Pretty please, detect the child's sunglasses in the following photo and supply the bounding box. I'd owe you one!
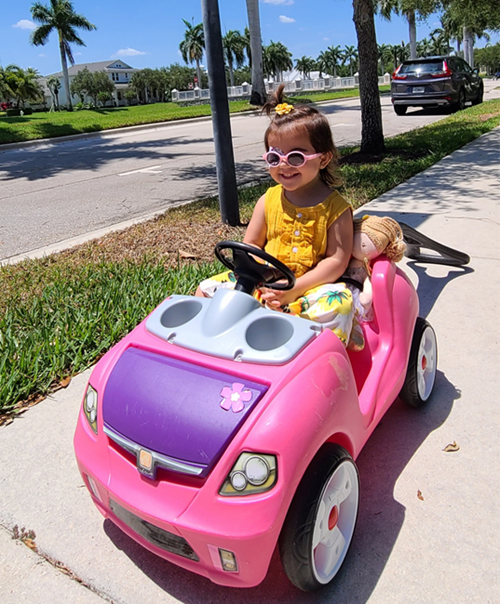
[262,149,322,168]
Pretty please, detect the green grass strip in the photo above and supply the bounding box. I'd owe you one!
[1,99,499,411]
[0,87,388,145]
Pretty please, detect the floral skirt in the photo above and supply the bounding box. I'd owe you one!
[199,270,364,350]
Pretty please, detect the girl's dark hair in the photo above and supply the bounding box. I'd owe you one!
[262,83,342,188]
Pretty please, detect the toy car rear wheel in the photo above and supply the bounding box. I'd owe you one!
[394,105,407,116]
[400,317,437,408]
[279,445,359,592]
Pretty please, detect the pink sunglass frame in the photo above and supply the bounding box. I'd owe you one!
[262,149,322,167]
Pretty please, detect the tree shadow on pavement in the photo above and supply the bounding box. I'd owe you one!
[0,135,216,182]
[102,372,459,604]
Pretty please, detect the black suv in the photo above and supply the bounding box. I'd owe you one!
[391,56,484,115]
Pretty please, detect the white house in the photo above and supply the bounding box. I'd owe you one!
[44,60,139,107]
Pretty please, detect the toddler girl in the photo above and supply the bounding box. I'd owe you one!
[197,85,357,347]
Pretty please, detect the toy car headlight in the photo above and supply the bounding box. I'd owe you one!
[83,384,98,434]
[219,452,277,496]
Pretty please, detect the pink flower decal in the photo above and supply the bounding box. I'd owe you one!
[220,383,252,413]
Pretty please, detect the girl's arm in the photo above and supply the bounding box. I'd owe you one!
[260,209,353,308]
[243,194,267,248]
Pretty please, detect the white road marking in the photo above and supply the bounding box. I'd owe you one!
[118,165,163,176]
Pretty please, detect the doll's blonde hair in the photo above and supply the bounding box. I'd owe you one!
[354,215,407,262]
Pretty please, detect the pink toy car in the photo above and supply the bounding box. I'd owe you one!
[74,234,467,591]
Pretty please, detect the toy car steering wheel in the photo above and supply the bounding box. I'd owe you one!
[214,241,296,295]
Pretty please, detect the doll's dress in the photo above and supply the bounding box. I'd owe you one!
[345,264,374,323]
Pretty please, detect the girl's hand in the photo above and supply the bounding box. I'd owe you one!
[259,285,297,309]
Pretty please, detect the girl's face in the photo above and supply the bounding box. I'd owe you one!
[266,130,330,192]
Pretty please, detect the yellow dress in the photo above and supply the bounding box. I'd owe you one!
[199,185,363,349]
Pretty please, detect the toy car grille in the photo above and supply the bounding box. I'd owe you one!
[110,499,199,561]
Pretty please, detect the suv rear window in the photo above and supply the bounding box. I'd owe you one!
[399,60,445,75]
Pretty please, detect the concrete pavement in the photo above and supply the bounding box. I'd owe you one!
[1,126,499,603]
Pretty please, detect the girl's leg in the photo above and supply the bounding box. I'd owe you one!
[287,283,357,347]
[197,270,237,298]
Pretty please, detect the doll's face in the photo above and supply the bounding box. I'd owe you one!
[352,232,380,262]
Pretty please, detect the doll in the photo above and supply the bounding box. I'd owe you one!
[346,215,407,324]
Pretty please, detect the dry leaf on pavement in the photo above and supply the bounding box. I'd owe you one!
[443,441,460,452]
[417,490,424,501]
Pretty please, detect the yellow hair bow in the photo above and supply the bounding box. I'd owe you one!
[275,102,294,116]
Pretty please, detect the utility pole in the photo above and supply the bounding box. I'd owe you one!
[201,0,240,226]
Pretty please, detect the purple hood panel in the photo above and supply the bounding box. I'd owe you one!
[102,347,268,473]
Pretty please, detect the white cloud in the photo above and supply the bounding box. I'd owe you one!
[263,0,294,5]
[112,47,147,57]
[323,37,330,41]
[13,19,36,30]
[279,15,296,23]
[38,53,46,58]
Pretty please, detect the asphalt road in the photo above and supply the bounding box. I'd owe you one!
[0,91,490,262]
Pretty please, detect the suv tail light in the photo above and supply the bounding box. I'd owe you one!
[392,65,407,80]
[431,60,453,78]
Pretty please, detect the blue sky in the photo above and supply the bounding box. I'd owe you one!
[2,0,498,76]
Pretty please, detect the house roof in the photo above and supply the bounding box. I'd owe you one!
[47,60,136,77]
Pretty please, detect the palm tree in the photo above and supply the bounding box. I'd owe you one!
[377,43,392,75]
[130,70,148,103]
[266,40,293,82]
[0,66,14,102]
[317,45,343,77]
[179,19,205,88]
[416,37,432,57]
[389,42,410,71]
[295,56,315,79]
[3,65,43,108]
[342,45,358,76]
[429,28,451,56]
[376,0,435,60]
[30,0,96,111]
[222,30,245,87]
[353,0,385,154]
[47,74,61,109]
[245,0,266,105]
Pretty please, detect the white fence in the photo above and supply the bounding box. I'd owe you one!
[171,74,391,103]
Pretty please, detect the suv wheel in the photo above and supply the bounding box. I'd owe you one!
[454,88,466,112]
[394,105,407,116]
[472,83,484,105]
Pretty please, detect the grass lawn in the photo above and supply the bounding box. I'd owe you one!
[1,99,499,416]
[0,86,390,145]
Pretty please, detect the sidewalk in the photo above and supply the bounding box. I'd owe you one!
[1,128,499,604]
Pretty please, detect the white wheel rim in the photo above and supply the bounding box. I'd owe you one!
[311,460,359,584]
[417,326,437,401]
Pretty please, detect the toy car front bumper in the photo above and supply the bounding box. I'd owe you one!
[74,415,283,588]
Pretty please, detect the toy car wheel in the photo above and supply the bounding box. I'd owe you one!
[394,105,407,116]
[400,317,437,408]
[279,445,359,592]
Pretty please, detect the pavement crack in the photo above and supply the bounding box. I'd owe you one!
[4,522,118,603]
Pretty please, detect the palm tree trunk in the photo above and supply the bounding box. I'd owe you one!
[195,60,202,87]
[59,35,72,111]
[246,0,266,105]
[352,0,385,154]
[229,63,234,87]
[463,27,473,67]
[407,10,417,59]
